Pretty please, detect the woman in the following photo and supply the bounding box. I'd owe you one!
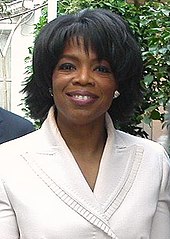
[0,8,169,239]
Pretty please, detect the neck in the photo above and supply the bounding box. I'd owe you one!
[56,115,107,157]
[56,114,107,191]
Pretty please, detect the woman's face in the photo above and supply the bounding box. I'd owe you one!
[52,40,117,126]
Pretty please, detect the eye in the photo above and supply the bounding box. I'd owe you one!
[58,63,76,71]
[94,65,111,74]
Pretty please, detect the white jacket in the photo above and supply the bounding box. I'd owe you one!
[0,107,169,239]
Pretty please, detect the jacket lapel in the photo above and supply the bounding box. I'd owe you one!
[22,150,118,239]
[94,144,144,220]
[94,115,144,219]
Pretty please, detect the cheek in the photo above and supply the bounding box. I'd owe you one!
[102,81,117,97]
[52,72,63,93]
[51,76,61,104]
[52,70,71,91]
[51,73,68,109]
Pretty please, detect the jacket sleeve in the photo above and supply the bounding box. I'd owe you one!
[150,151,170,239]
[0,179,19,239]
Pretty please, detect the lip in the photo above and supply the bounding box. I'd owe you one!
[66,90,99,106]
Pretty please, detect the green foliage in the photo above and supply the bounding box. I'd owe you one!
[140,3,170,126]
[34,7,48,36]
[23,0,170,137]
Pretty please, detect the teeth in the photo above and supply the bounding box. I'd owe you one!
[73,95,91,100]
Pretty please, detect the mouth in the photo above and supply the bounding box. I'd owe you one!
[66,90,98,106]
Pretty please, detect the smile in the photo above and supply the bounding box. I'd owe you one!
[66,91,98,106]
[73,95,92,100]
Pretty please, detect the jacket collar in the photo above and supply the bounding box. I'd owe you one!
[31,106,127,154]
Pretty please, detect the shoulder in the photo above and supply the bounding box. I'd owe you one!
[115,129,169,161]
[0,130,40,179]
[0,108,35,143]
[0,124,54,177]
[115,130,170,185]
[0,108,57,156]
[0,108,33,128]
[0,129,40,154]
[115,129,168,154]
[0,108,35,142]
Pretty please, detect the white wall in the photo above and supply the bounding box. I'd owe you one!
[10,16,34,117]
[0,0,44,118]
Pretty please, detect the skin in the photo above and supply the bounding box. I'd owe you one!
[52,39,117,190]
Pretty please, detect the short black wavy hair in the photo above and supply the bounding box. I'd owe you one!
[23,8,143,123]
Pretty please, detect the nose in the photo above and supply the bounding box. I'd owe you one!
[72,67,95,86]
